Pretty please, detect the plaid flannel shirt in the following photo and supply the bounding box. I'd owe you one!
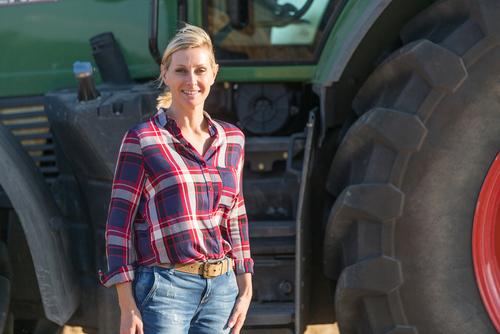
[99,109,253,287]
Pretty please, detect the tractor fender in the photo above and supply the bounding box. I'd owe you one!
[313,0,392,141]
[315,0,392,86]
[0,123,80,325]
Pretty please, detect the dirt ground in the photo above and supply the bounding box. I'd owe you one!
[62,323,340,333]
[305,323,340,334]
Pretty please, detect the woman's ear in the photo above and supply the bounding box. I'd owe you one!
[211,64,219,85]
[161,64,168,86]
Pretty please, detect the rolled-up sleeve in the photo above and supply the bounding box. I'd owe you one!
[226,137,254,275]
[99,129,145,287]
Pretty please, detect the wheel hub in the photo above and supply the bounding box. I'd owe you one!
[473,153,500,332]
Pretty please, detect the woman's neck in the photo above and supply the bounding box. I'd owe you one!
[167,103,207,134]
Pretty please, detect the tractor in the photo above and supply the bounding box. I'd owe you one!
[0,0,499,333]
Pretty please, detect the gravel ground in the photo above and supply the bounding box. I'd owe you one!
[305,323,340,334]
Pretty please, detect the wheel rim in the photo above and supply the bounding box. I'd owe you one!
[473,153,500,332]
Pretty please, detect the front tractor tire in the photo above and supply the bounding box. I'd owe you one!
[324,0,500,333]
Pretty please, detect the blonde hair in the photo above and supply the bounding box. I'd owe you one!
[156,23,217,109]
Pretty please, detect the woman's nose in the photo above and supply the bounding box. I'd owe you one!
[186,71,197,85]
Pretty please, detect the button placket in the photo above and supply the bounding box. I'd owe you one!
[199,160,214,212]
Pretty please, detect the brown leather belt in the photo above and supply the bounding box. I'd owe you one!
[157,258,233,278]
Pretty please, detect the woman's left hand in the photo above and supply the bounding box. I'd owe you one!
[228,273,252,333]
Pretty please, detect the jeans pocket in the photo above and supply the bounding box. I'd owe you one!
[228,271,239,295]
[134,270,159,311]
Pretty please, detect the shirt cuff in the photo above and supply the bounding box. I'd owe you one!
[98,265,135,287]
[234,258,254,275]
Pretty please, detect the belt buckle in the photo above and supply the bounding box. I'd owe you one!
[202,260,223,278]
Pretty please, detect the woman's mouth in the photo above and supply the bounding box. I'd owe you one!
[182,89,200,96]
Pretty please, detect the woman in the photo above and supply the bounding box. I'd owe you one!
[99,24,253,334]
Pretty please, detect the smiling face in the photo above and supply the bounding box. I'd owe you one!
[162,46,218,113]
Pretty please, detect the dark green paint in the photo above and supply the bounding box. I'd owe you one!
[0,0,388,96]
[186,0,203,26]
[0,0,177,97]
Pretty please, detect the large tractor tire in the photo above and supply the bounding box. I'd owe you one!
[0,213,62,334]
[0,241,11,333]
[324,0,500,333]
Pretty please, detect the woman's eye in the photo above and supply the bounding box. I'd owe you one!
[175,68,186,73]
[196,68,207,74]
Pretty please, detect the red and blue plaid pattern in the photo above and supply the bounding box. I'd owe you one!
[99,109,253,287]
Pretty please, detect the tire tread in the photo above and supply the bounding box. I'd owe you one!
[325,0,499,332]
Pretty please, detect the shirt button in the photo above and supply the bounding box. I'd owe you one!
[201,161,206,167]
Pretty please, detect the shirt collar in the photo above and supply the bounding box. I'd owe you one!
[155,108,218,138]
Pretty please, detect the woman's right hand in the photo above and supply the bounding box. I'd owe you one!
[116,282,144,334]
[120,305,143,334]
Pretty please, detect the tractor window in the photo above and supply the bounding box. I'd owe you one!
[204,0,340,63]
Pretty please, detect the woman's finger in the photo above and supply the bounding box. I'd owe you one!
[228,301,242,328]
[228,311,240,328]
[137,322,144,334]
[232,315,245,334]
[120,325,135,334]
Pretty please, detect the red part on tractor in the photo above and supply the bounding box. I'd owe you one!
[473,153,500,332]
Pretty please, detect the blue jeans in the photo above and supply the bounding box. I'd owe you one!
[133,264,239,333]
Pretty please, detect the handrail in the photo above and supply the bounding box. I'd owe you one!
[149,0,161,65]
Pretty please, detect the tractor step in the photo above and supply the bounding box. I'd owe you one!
[246,302,294,326]
[249,220,295,238]
[244,177,298,221]
[245,136,304,172]
[252,257,294,302]
[251,237,295,255]
[249,220,296,255]
[241,133,306,333]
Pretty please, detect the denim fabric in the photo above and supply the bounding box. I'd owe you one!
[133,264,239,333]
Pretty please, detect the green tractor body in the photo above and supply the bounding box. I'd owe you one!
[0,1,499,333]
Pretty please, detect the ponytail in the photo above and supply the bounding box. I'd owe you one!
[156,90,172,109]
